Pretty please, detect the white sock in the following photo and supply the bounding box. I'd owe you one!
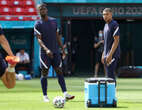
[7,64,15,73]
[64,91,68,96]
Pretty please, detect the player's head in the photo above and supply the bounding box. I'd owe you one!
[103,8,112,23]
[37,3,48,18]
[20,49,25,55]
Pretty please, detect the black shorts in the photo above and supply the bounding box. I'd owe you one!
[0,54,7,77]
[72,54,77,63]
[95,52,102,63]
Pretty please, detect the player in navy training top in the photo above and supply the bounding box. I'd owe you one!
[101,8,120,81]
[0,26,17,89]
[34,4,75,102]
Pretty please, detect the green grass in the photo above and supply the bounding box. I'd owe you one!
[0,77,142,110]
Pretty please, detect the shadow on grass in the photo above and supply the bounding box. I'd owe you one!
[116,106,128,108]
[68,101,129,109]
[118,89,142,91]
[122,101,142,104]
[67,100,84,102]
[82,106,128,109]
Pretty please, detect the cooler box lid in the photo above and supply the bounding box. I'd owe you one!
[85,77,115,83]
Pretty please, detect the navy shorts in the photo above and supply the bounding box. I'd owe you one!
[105,57,118,80]
[0,54,7,77]
[40,52,62,69]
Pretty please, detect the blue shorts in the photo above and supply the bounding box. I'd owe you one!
[0,54,7,77]
[40,52,62,69]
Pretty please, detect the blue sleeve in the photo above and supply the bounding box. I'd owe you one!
[0,27,4,35]
[113,22,120,37]
[34,21,41,36]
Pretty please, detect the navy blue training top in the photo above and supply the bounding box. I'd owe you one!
[103,20,120,58]
[34,17,59,54]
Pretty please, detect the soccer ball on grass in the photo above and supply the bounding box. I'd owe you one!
[53,96,65,108]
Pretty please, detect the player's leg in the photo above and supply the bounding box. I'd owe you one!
[53,53,75,100]
[54,67,75,100]
[0,57,16,89]
[94,63,99,77]
[71,54,77,75]
[94,52,101,77]
[40,53,51,102]
[54,66,67,92]
[105,57,118,82]
[1,68,16,89]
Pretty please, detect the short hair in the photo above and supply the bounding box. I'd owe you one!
[103,8,112,13]
[37,3,47,10]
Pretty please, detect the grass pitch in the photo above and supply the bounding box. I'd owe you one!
[0,77,142,110]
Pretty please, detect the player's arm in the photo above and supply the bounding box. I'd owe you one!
[56,31,66,58]
[36,34,48,51]
[34,25,53,58]
[56,31,64,50]
[94,36,104,48]
[94,40,104,48]
[101,51,105,64]
[0,34,14,56]
[109,36,119,57]
[108,23,120,58]
[36,34,53,58]
[34,24,50,52]
[106,23,120,64]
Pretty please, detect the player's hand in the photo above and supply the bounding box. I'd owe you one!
[46,49,53,59]
[5,56,20,67]
[106,55,112,65]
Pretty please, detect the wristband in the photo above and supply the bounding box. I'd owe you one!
[46,50,50,54]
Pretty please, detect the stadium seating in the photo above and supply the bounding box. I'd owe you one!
[23,0,35,7]
[24,7,37,15]
[0,0,39,21]
[0,0,11,6]
[0,7,12,15]
[12,0,23,7]
[13,7,25,15]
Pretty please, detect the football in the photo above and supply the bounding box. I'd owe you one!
[53,96,65,108]
[18,73,24,80]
